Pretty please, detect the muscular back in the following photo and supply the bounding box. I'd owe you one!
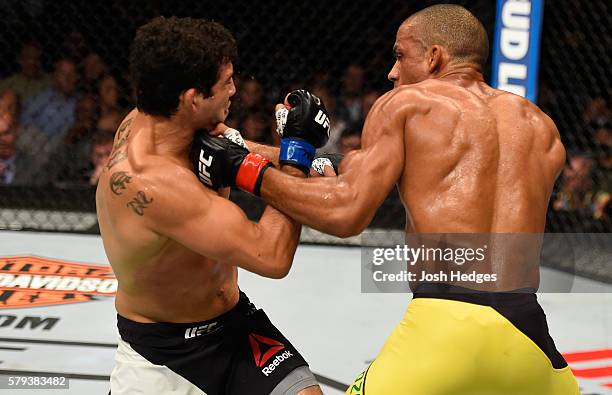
[397,79,565,234]
[373,80,567,291]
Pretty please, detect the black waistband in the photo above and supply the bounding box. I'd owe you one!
[412,283,538,308]
[117,291,256,347]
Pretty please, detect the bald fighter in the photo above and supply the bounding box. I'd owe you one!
[96,17,328,395]
[204,4,580,395]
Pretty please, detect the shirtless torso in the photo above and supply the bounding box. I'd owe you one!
[104,18,326,395]
[96,110,239,323]
[396,78,564,235]
[258,6,577,394]
[262,75,565,291]
[95,59,306,324]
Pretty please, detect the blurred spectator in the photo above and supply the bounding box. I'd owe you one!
[595,123,612,147]
[230,77,265,122]
[553,154,610,221]
[97,74,124,132]
[61,31,88,64]
[311,72,335,115]
[337,123,362,155]
[53,129,114,187]
[583,97,611,126]
[0,115,20,185]
[0,100,45,186]
[78,52,108,95]
[20,58,79,139]
[593,122,612,190]
[312,72,347,153]
[0,88,50,165]
[88,130,115,185]
[241,110,271,144]
[0,42,52,102]
[335,64,364,125]
[64,94,98,145]
[239,78,264,110]
[48,94,99,183]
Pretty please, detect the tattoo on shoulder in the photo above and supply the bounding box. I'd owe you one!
[117,118,133,139]
[113,130,131,150]
[109,171,132,195]
[114,118,133,150]
[106,117,135,167]
[107,150,128,169]
[127,191,154,216]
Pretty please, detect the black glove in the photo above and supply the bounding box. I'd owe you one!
[276,89,331,173]
[190,130,273,196]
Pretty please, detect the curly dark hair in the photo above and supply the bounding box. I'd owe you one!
[129,17,237,117]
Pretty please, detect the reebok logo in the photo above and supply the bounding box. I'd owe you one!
[248,333,293,376]
[261,351,294,377]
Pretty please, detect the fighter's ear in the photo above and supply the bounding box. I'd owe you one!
[180,88,199,112]
[427,45,444,74]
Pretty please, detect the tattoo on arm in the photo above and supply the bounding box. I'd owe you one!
[109,171,132,195]
[127,191,154,216]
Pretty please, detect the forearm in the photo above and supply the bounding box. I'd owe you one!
[246,140,280,167]
[255,166,304,277]
[255,205,300,277]
[260,168,359,237]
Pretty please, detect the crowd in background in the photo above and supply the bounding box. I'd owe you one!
[0,41,374,190]
[0,37,610,228]
[0,41,123,188]
[549,97,612,230]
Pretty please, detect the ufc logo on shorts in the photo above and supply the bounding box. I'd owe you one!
[184,322,220,339]
[314,110,330,133]
[198,150,213,186]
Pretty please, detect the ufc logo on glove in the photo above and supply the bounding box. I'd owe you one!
[198,151,213,186]
[314,110,330,130]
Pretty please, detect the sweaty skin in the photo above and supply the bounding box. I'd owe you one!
[260,26,565,291]
[96,63,303,324]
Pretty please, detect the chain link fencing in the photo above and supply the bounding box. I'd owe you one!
[0,1,610,281]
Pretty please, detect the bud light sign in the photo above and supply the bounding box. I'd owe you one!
[491,0,544,103]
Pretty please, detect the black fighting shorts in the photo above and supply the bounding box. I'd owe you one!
[110,292,317,395]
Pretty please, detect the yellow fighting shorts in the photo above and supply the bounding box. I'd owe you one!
[346,284,579,395]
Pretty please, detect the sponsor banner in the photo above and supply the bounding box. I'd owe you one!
[491,0,544,102]
[0,256,116,308]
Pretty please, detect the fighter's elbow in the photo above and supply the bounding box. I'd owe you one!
[263,247,294,279]
[316,187,368,237]
[323,206,369,238]
[334,219,368,238]
[265,259,291,279]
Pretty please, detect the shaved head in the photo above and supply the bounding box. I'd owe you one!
[401,4,489,67]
